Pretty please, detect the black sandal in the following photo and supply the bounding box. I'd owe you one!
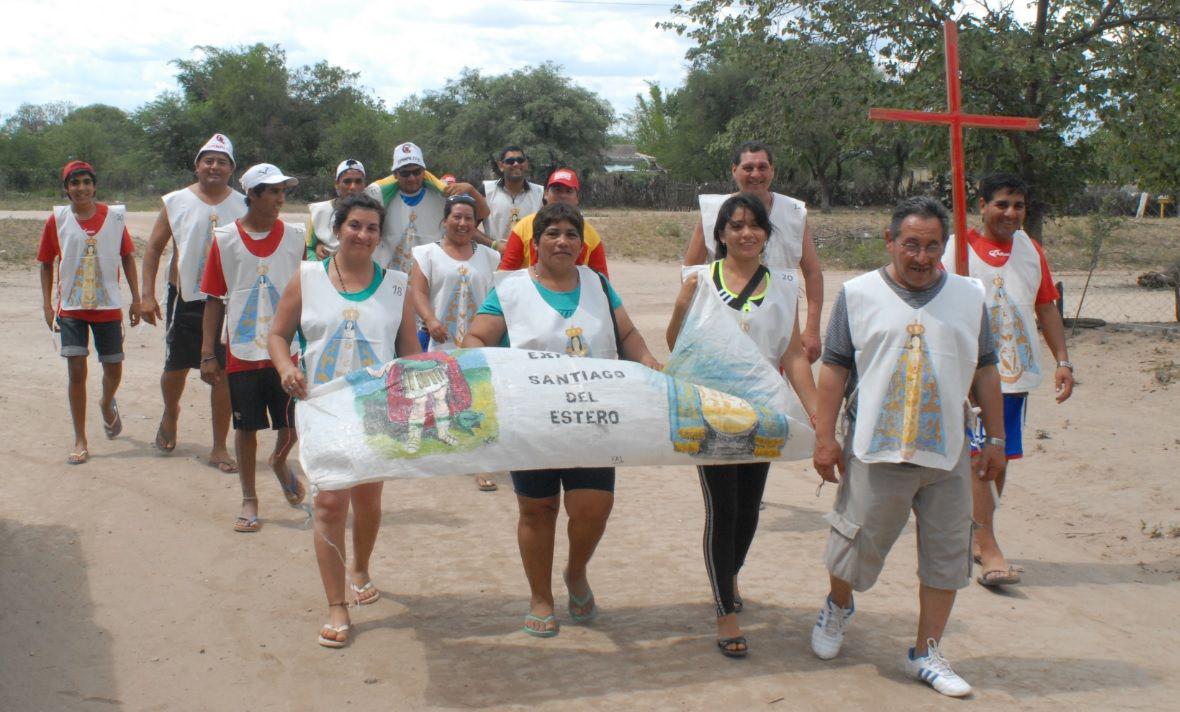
[717,636,748,658]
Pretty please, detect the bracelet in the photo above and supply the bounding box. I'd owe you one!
[1056,360,1074,371]
[985,436,1005,447]
[200,355,218,363]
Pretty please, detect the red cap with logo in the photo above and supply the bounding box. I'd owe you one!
[61,160,96,184]
[547,168,579,191]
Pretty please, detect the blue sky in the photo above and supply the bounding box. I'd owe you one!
[0,0,694,126]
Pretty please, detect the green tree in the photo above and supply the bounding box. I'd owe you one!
[666,0,1180,236]
[395,64,613,179]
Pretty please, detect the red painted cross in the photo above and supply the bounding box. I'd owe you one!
[869,20,1040,275]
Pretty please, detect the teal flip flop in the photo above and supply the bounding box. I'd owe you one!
[568,588,597,624]
[523,614,559,638]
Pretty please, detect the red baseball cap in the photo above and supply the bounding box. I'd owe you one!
[441,173,457,185]
[61,160,96,184]
[547,168,579,191]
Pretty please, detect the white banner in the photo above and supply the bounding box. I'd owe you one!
[296,286,814,490]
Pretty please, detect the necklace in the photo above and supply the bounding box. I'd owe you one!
[332,255,354,293]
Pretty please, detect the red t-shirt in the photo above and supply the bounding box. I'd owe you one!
[37,203,135,322]
[963,228,1059,304]
[200,221,293,373]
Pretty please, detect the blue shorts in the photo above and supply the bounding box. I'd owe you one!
[417,329,430,352]
[969,393,1027,460]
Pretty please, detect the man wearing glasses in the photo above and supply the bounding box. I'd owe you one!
[809,196,1006,698]
[306,158,367,260]
[482,146,544,251]
[366,142,488,273]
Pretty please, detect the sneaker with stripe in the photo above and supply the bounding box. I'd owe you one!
[810,595,854,660]
[904,638,972,698]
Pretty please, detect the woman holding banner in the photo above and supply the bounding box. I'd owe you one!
[409,193,502,491]
[666,193,818,657]
[268,193,420,649]
[464,201,660,638]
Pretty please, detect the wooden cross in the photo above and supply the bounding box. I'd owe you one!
[869,20,1040,275]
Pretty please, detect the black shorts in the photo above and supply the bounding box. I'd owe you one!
[227,367,293,431]
[164,283,225,372]
[57,316,124,362]
[511,467,615,499]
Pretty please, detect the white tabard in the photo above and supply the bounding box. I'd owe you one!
[55,205,125,312]
[682,262,799,367]
[698,192,806,269]
[162,187,247,301]
[213,221,305,362]
[299,261,407,385]
[495,266,618,359]
[307,200,337,253]
[846,270,984,471]
[372,190,445,274]
[482,180,544,243]
[943,230,1044,392]
[412,242,499,351]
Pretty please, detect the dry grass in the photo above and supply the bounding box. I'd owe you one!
[0,219,45,265]
[588,207,1180,273]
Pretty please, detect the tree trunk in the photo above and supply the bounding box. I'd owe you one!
[816,171,833,213]
[1024,202,1046,242]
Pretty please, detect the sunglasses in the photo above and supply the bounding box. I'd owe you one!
[502,157,527,165]
[396,167,423,178]
[447,193,477,205]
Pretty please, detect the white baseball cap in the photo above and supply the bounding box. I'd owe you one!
[240,163,299,191]
[335,158,366,180]
[195,133,235,165]
[391,142,425,171]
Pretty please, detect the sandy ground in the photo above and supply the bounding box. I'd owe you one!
[2,213,1179,710]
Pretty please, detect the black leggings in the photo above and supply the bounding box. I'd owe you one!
[698,462,770,617]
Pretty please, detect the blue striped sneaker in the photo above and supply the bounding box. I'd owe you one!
[905,639,972,697]
[810,595,854,660]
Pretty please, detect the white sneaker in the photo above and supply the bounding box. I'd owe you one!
[905,638,972,697]
[810,595,854,660]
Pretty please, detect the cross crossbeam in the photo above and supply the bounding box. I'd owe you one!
[869,20,1040,274]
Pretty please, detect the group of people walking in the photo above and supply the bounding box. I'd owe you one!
[37,135,1073,698]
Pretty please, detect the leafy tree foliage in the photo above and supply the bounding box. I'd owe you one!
[664,0,1180,232]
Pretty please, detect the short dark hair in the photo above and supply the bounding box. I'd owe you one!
[63,168,96,188]
[889,196,950,242]
[532,202,584,244]
[731,141,774,167]
[713,193,774,259]
[244,184,268,208]
[499,145,526,162]
[332,192,386,234]
[978,172,1028,203]
[443,193,477,219]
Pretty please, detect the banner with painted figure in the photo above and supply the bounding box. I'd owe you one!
[296,282,815,491]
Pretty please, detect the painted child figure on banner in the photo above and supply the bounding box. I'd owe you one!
[38,160,141,465]
[942,173,1074,588]
[137,133,245,470]
[465,201,661,638]
[666,193,818,658]
[684,141,825,362]
[200,163,307,533]
[364,142,488,274]
[269,192,421,649]
[809,197,1007,698]
[409,192,502,490]
[306,159,366,260]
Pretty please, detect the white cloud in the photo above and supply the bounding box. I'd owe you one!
[0,0,692,122]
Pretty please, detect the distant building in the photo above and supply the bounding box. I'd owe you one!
[603,144,664,174]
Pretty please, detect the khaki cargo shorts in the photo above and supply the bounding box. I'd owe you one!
[823,441,973,592]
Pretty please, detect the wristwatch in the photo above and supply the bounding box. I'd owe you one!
[985,436,1005,447]
[1056,360,1074,371]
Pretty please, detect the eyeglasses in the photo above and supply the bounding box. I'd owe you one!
[896,241,945,257]
[396,167,423,178]
[502,156,526,165]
